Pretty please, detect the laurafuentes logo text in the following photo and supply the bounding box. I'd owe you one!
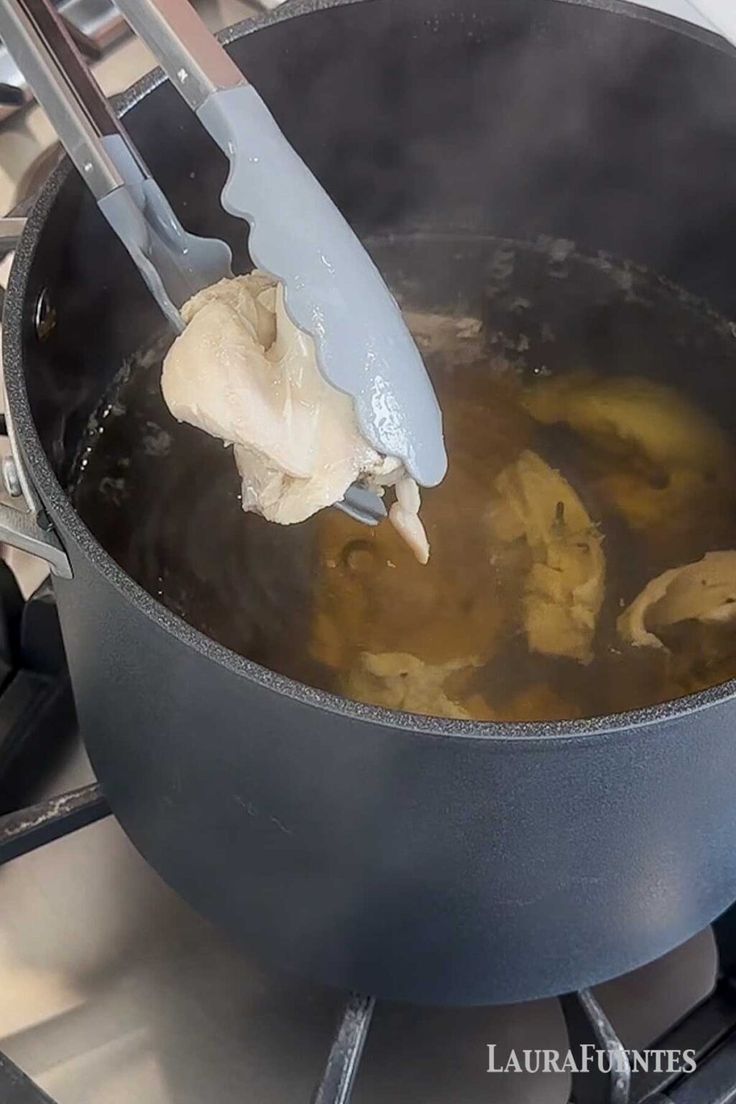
[487,1045,697,1075]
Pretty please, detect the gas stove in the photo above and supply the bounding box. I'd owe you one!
[0,580,734,1104]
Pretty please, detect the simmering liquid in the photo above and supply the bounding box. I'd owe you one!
[71,235,736,720]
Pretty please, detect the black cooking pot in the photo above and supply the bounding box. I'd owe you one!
[4,0,736,1007]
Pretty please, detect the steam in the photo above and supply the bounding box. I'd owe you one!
[262,0,736,320]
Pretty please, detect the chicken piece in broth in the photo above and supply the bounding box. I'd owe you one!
[524,373,736,560]
[524,373,734,475]
[619,551,736,650]
[345,652,484,719]
[161,273,429,558]
[491,450,605,664]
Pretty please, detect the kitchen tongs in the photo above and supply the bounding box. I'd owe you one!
[0,0,447,512]
[110,0,447,493]
[0,0,232,333]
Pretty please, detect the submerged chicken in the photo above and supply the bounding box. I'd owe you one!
[346,651,582,721]
[162,273,430,562]
[491,450,606,664]
[523,373,734,475]
[524,373,736,557]
[345,652,484,720]
[619,551,736,650]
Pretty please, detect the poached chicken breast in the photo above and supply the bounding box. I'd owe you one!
[162,272,429,562]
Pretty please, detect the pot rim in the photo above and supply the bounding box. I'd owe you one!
[4,0,735,747]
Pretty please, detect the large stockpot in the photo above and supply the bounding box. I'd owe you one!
[4,0,736,1007]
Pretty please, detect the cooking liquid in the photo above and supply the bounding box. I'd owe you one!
[71,235,736,721]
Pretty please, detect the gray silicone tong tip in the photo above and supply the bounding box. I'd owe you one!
[98,135,232,332]
[338,486,387,526]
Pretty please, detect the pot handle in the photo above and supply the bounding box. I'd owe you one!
[0,216,73,579]
[0,501,72,579]
[0,217,26,252]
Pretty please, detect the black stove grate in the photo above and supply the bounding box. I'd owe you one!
[0,781,109,863]
[0,1051,55,1103]
[312,994,375,1104]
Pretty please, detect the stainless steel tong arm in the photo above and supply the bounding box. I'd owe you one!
[0,0,124,200]
[114,0,246,111]
[113,0,449,489]
[0,0,233,329]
